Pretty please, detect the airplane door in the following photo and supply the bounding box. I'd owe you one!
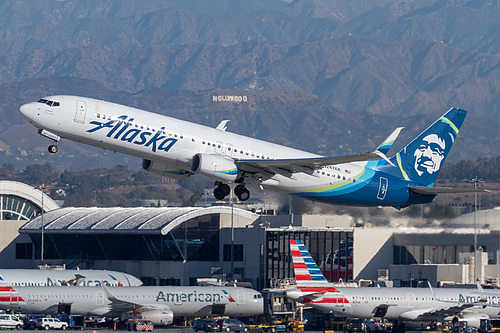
[335,293,345,307]
[237,290,245,305]
[377,177,388,200]
[75,100,87,124]
[226,144,233,157]
[9,290,19,305]
[407,293,415,308]
[96,291,104,305]
[215,141,224,155]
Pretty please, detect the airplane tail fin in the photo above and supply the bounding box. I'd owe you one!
[386,108,467,187]
[289,240,337,292]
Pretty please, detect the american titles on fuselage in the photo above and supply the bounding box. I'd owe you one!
[155,290,229,303]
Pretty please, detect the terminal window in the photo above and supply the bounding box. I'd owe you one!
[16,243,33,259]
[223,244,243,261]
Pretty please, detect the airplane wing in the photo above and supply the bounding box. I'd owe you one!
[399,303,480,321]
[101,285,169,312]
[410,186,490,195]
[236,151,382,180]
[235,127,404,180]
[61,274,86,286]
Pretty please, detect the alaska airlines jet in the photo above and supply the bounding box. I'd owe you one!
[20,96,478,208]
[287,240,499,328]
[0,269,142,287]
[0,284,263,325]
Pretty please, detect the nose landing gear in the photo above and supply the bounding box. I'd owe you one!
[48,142,58,154]
[38,129,61,154]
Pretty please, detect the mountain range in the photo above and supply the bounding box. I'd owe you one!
[1,0,500,171]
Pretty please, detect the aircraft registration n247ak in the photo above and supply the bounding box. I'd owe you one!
[287,240,500,328]
[0,285,263,325]
[20,96,481,208]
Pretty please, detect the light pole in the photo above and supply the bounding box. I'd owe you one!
[466,177,484,282]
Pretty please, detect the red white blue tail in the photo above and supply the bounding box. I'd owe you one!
[288,240,351,311]
[290,240,337,292]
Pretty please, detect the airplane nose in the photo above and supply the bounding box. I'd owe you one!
[19,102,35,120]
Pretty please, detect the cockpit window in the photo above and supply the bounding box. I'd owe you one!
[37,99,60,107]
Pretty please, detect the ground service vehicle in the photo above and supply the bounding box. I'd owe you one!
[345,318,367,333]
[217,319,250,332]
[37,317,68,330]
[194,319,220,332]
[480,319,500,333]
[0,314,23,329]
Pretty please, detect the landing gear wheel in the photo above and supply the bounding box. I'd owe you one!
[214,188,226,200]
[219,184,231,196]
[48,144,58,154]
[235,185,250,201]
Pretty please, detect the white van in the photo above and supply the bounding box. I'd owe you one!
[0,314,23,329]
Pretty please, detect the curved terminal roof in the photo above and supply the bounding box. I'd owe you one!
[20,206,257,235]
[0,181,59,212]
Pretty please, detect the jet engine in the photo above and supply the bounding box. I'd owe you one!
[190,153,238,182]
[140,308,174,325]
[142,159,189,180]
[448,312,489,329]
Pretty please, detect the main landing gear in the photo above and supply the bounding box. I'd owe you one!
[213,182,250,201]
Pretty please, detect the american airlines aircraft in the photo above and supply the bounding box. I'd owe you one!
[0,285,263,325]
[0,269,142,287]
[20,96,479,208]
[286,240,500,328]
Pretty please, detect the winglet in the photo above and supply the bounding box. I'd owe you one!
[216,120,230,131]
[102,284,117,302]
[377,127,404,155]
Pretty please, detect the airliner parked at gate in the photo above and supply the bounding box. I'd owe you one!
[20,96,480,208]
[0,269,142,287]
[287,240,500,328]
[0,285,263,325]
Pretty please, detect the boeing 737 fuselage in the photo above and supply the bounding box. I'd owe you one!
[20,96,478,208]
[0,285,263,325]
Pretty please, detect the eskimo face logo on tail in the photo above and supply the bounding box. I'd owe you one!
[398,114,460,186]
[87,115,177,153]
[414,134,445,176]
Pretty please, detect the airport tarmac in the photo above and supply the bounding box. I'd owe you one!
[65,328,324,333]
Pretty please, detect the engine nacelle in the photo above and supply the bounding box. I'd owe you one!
[190,153,238,182]
[447,312,490,329]
[142,159,189,180]
[140,308,174,325]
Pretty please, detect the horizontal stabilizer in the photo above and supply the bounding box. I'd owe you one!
[410,186,489,195]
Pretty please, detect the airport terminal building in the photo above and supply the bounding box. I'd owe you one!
[2,181,500,290]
